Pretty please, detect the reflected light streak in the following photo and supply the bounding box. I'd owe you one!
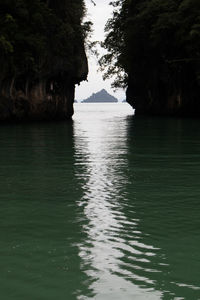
[73,104,162,299]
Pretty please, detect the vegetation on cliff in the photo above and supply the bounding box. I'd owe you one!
[0,0,89,120]
[100,0,200,115]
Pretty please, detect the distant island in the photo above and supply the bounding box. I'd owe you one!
[81,89,118,103]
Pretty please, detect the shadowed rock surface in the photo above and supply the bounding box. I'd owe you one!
[101,0,200,116]
[0,0,88,121]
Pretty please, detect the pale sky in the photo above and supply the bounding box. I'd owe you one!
[75,0,126,101]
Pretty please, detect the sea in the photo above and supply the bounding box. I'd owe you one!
[0,103,200,299]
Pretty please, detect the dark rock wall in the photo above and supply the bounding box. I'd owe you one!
[126,67,200,117]
[0,1,88,121]
[0,54,88,121]
[102,0,200,117]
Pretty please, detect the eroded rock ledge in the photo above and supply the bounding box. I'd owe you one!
[126,72,200,117]
[0,57,88,121]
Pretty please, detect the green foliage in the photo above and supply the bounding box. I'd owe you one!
[100,0,200,91]
[0,0,89,80]
[0,34,13,53]
[99,0,127,88]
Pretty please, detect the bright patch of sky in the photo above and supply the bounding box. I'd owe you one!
[75,0,126,101]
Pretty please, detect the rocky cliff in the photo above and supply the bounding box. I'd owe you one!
[0,0,88,121]
[126,66,200,117]
[0,51,88,121]
[101,0,200,117]
[124,0,200,117]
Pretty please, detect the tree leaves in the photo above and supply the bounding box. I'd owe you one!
[100,0,200,91]
[0,0,89,79]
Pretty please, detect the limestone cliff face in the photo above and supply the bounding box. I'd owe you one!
[0,51,88,121]
[0,0,88,121]
[126,70,200,117]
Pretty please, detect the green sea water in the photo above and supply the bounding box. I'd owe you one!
[0,103,200,299]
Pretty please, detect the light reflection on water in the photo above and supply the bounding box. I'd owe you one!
[0,103,200,299]
[73,104,163,299]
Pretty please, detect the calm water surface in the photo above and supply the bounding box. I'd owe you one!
[0,103,200,299]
